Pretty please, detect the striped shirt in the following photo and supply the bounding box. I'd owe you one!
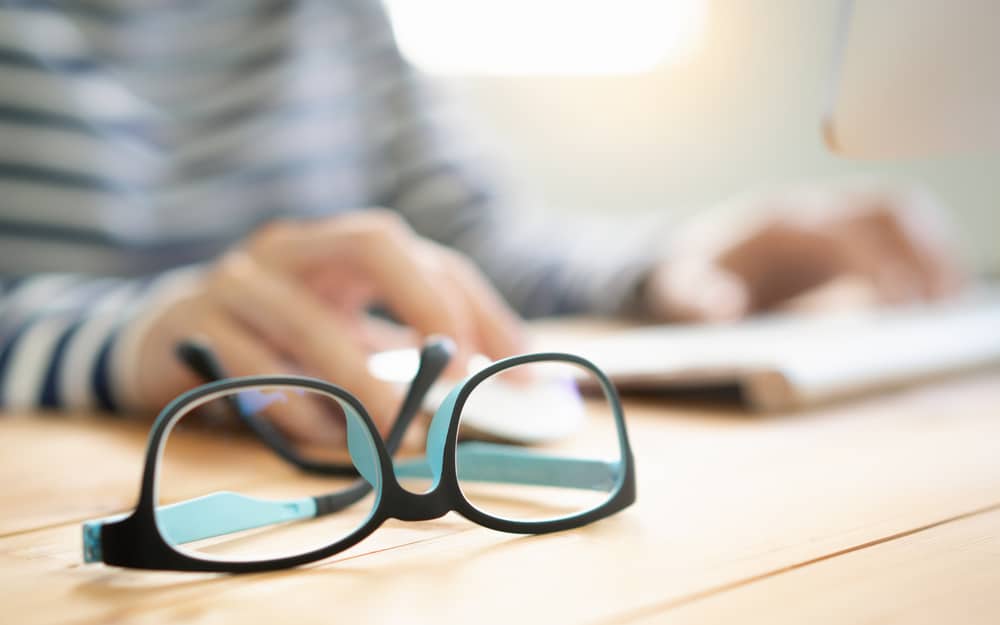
[0,0,657,413]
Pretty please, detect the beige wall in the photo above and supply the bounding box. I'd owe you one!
[433,0,999,272]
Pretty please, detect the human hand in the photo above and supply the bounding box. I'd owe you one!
[128,211,525,438]
[644,186,965,322]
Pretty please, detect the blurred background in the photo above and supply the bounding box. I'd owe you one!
[386,0,999,274]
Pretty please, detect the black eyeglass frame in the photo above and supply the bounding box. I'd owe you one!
[88,342,636,573]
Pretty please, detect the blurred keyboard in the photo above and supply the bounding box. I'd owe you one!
[574,287,1000,411]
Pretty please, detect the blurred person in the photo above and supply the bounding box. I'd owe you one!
[0,1,962,437]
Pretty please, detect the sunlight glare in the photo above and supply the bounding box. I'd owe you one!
[385,0,707,75]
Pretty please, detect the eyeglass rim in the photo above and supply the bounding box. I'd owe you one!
[85,352,636,573]
[436,352,635,531]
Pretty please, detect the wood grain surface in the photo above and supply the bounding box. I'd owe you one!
[1,332,998,625]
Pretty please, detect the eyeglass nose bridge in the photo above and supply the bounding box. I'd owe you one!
[378,380,463,522]
[382,483,453,522]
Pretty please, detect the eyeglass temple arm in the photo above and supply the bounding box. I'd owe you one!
[82,444,622,555]
[383,337,453,456]
[176,341,351,476]
[175,338,452,474]
[395,442,621,491]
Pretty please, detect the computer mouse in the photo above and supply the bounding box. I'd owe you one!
[368,348,586,444]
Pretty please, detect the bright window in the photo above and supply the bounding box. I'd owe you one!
[384,0,707,75]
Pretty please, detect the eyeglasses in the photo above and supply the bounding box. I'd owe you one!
[81,338,636,573]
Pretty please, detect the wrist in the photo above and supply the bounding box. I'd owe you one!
[115,267,205,412]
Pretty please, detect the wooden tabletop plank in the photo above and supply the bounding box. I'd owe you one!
[0,415,152,536]
[0,414,318,537]
[2,372,998,625]
[628,506,1000,625]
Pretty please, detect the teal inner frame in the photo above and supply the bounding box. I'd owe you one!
[83,442,621,558]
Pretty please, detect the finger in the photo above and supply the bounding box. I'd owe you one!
[829,225,923,305]
[739,219,920,307]
[715,222,843,311]
[856,203,965,299]
[645,258,750,323]
[356,316,420,352]
[199,310,347,445]
[250,215,477,355]
[209,253,402,432]
[776,275,882,314]
[301,264,376,315]
[434,246,527,360]
[432,252,531,383]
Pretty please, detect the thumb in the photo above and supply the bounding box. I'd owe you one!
[645,259,751,323]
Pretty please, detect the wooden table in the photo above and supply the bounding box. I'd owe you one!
[2,328,999,625]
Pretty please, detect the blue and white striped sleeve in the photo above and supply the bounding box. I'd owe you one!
[0,269,197,413]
